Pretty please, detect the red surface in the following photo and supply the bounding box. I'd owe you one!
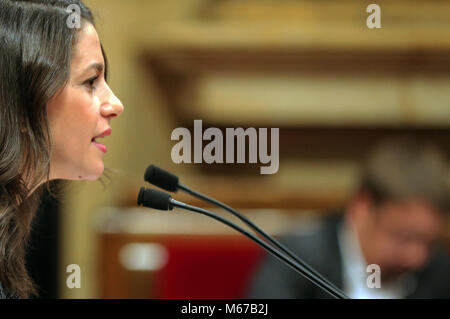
[155,236,264,299]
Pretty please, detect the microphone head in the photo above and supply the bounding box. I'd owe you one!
[144,165,179,192]
[137,187,173,211]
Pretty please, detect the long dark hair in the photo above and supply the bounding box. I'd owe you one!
[0,0,97,298]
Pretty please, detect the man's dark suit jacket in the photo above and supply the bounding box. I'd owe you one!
[247,213,450,299]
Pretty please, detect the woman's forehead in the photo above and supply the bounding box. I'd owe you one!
[71,23,104,74]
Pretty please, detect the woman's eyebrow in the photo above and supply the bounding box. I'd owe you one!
[82,62,104,74]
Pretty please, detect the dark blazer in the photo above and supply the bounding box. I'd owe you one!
[0,282,7,299]
[247,213,450,299]
[0,282,19,299]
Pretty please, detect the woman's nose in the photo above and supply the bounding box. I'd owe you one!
[101,89,124,118]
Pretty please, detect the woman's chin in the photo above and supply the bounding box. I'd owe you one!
[86,163,105,180]
[76,161,105,181]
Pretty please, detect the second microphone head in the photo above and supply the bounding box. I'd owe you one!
[144,164,179,192]
[137,187,173,211]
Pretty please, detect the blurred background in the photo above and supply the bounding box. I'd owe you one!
[28,0,450,298]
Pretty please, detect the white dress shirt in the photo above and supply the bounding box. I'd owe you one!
[337,220,417,299]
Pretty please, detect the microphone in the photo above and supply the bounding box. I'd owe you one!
[137,187,174,211]
[144,164,347,298]
[137,187,348,299]
[144,165,179,192]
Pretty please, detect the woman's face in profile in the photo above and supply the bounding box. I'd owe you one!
[46,23,123,181]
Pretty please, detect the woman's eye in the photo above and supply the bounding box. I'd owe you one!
[85,75,99,89]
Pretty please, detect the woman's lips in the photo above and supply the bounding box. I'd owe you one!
[92,140,107,153]
[91,128,111,153]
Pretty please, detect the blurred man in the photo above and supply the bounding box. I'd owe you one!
[248,138,450,298]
